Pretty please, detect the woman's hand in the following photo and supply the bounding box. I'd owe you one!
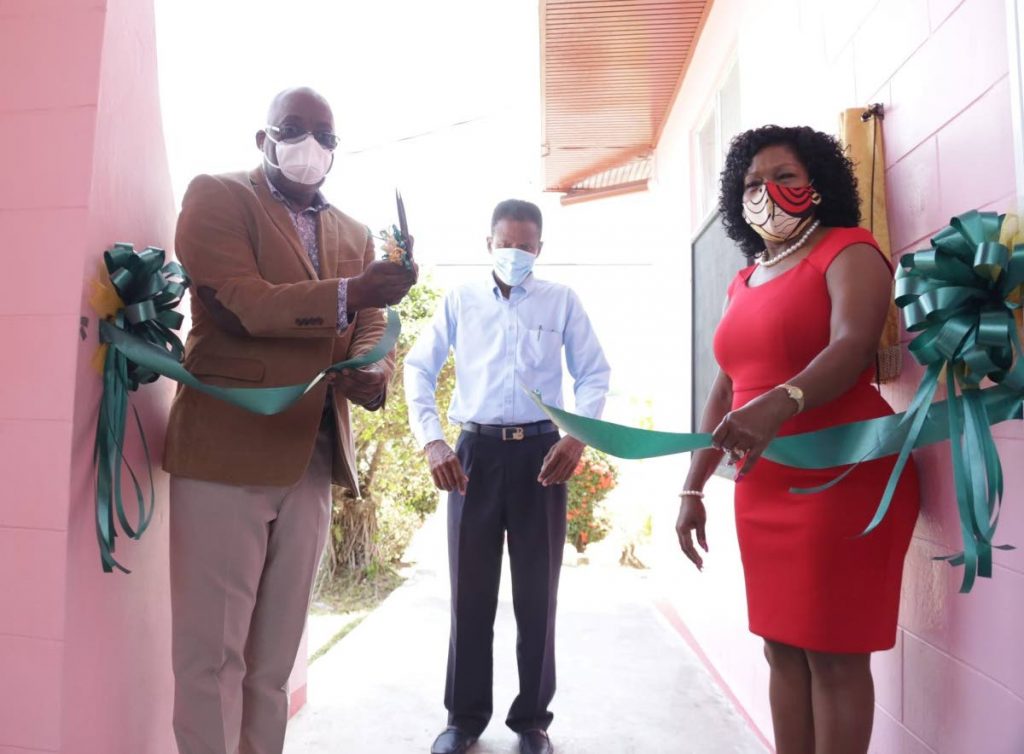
[711,388,798,476]
[676,495,708,570]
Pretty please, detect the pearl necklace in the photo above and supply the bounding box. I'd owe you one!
[759,219,821,267]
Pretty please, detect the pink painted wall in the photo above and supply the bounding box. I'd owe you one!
[873,1,1024,750]
[0,0,103,750]
[0,3,312,750]
[646,1,1024,752]
[61,0,178,750]
[0,0,176,750]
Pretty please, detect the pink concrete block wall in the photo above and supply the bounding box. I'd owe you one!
[876,1,1024,750]
[0,420,73,531]
[0,636,64,751]
[884,0,1009,162]
[0,209,89,317]
[0,2,311,750]
[0,0,177,750]
[60,0,178,749]
[0,0,101,749]
[661,0,1024,751]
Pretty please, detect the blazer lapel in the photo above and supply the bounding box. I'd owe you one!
[248,168,317,280]
[318,209,340,278]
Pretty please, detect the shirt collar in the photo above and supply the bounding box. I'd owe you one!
[489,270,536,300]
[263,169,330,213]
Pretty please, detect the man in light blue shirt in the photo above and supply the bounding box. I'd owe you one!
[405,199,610,754]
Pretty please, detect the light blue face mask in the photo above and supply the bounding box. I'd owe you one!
[492,247,537,286]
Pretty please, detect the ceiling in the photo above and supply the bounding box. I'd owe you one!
[540,0,715,199]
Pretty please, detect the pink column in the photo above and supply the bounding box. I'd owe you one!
[0,0,177,750]
[61,0,178,749]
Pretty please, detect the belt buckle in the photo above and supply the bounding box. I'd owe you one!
[502,426,525,441]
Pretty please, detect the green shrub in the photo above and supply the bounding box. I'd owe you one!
[319,281,457,588]
[566,447,618,553]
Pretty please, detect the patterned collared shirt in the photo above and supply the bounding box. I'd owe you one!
[265,172,349,332]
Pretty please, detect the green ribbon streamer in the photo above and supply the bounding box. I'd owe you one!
[529,384,1022,466]
[95,243,400,573]
[530,210,1022,593]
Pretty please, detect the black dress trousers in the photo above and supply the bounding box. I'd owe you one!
[444,428,567,735]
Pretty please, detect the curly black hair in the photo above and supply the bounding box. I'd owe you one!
[718,125,861,259]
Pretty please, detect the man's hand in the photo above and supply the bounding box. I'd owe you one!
[348,235,419,310]
[425,440,468,494]
[538,436,585,487]
[328,363,388,408]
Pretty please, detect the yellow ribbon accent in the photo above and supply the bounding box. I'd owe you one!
[88,260,125,375]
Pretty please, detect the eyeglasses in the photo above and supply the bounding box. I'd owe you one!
[265,124,340,151]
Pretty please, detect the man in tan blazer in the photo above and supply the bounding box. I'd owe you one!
[163,87,416,754]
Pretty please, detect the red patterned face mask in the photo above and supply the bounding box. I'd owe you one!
[742,181,821,243]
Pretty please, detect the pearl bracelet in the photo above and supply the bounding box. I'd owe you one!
[679,490,705,499]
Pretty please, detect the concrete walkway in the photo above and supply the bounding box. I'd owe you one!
[284,510,768,754]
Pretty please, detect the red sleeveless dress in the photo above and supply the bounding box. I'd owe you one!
[712,227,919,653]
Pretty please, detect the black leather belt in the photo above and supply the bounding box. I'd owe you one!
[461,421,559,441]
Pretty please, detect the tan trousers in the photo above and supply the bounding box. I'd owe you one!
[169,426,333,754]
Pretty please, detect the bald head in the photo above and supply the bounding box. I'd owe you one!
[266,87,333,126]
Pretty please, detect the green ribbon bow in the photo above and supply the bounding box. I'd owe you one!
[529,211,1023,593]
[95,244,189,573]
[879,210,1023,590]
[783,211,1021,590]
[95,244,400,573]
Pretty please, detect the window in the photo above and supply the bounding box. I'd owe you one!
[1008,0,1024,204]
[693,62,742,223]
[696,113,718,220]
[690,61,746,474]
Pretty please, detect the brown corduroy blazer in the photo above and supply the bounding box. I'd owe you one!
[162,168,392,493]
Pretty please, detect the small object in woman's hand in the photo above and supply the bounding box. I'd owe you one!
[726,446,746,466]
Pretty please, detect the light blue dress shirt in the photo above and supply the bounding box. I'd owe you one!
[404,272,611,448]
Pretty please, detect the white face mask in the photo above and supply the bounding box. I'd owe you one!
[492,247,537,287]
[264,133,334,185]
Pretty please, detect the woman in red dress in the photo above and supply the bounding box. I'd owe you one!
[676,125,919,754]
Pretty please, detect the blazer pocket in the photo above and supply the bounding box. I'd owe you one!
[187,354,266,383]
[337,259,364,277]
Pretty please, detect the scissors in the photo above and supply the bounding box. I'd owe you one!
[396,189,412,251]
[394,189,415,272]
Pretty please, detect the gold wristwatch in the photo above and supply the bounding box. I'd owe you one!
[776,383,805,414]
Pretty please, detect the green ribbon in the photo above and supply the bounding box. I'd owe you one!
[95,244,188,573]
[879,210,1023,591]
[530,211,1022,593]
[95,243,400,573]
[529,383,1022,466]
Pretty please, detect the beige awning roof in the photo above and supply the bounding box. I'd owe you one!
[540,0,715,195]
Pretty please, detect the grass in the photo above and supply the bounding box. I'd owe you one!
[308,613,367,664]
[307,564,406,666]
[311,563,405,615]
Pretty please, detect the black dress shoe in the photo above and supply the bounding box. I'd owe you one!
[518,729,553,754]
[430,726,477,754]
